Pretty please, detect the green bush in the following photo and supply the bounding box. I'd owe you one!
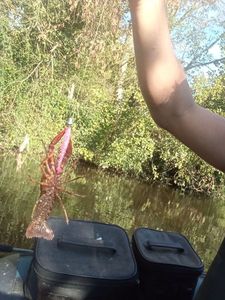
[0,0,225,194]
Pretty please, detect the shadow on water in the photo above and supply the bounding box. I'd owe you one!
[0,156,225,269]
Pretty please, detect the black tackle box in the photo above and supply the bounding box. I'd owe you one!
[132,228,204,300]
[25,217,138,300]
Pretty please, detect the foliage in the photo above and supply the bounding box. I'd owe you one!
[168,0,225,75]
[0,0,225,194]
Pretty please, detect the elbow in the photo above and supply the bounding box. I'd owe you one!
[141,89,175,131]
[148,101,174,132]
[140,75,195,132]
[137,58,192,129]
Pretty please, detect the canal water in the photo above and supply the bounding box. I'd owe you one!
[0,156,225,270]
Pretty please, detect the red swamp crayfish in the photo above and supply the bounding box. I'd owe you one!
[26,119,80,240]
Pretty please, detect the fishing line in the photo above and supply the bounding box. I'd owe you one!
[6,1,111,152]
[67,0,110,124]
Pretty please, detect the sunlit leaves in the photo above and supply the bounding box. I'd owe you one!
[0,0,225,194]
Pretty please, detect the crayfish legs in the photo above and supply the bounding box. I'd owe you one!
[26,126,72,240]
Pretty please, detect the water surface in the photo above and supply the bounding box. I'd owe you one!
[0,158,225,270]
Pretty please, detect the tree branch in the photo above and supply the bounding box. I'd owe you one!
[185,57,225,71]
[184,33,224,71]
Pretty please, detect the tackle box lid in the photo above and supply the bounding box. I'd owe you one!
[132,228,204,274]
[34,217,137,283]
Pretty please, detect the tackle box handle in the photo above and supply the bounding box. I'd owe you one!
[144,241,184,253]
[0,243,33,254]
[57,237,117,255]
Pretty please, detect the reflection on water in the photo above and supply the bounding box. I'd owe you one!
[0,157,225,269]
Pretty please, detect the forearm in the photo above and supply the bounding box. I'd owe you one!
[129,0,195,128]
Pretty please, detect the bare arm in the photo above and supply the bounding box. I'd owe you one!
[129,0,225,172]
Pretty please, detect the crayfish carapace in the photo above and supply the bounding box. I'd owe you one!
[26,120,74,240]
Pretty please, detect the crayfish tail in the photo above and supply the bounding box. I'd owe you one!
[26,220,54,240]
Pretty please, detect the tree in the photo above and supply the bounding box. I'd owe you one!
[169,1,225,75]
[0,0,225,193]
